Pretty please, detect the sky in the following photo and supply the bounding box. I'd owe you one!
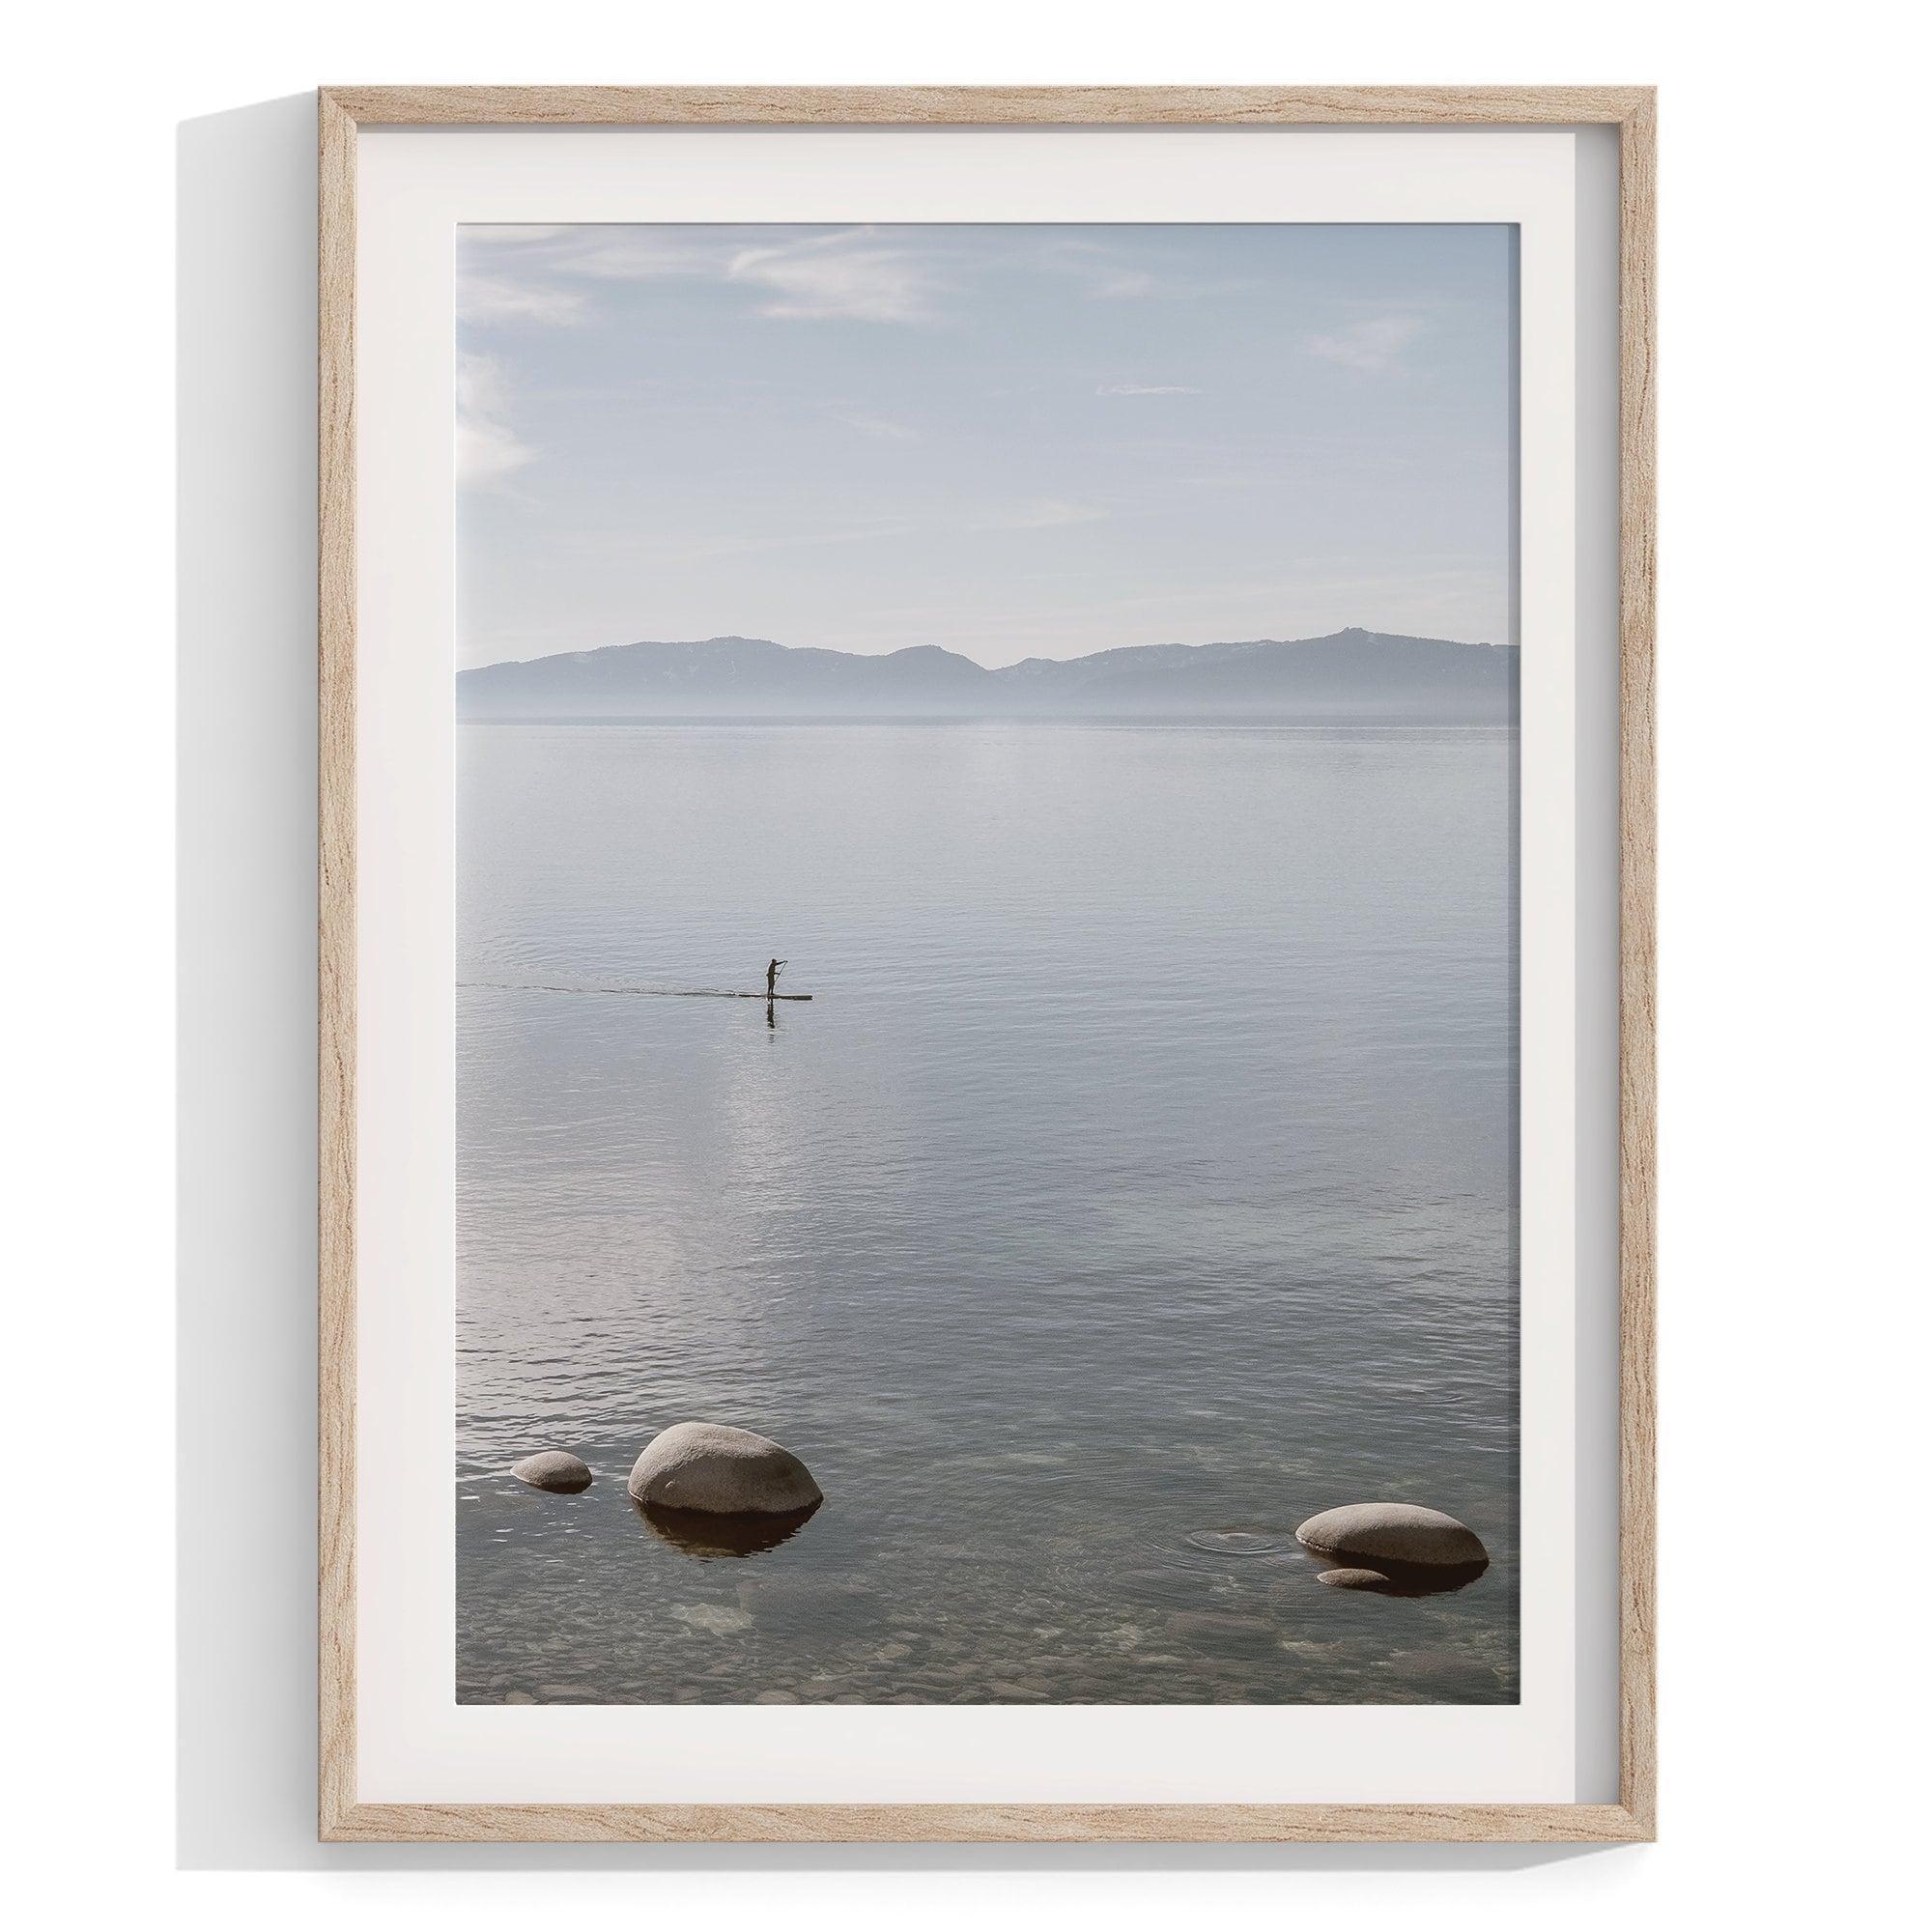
[456,223,1514,669]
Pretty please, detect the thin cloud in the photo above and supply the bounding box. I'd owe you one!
[1033,239,1155,298]
[455,354,534,489]
[832,412,919,441]
[1304,315,1425,373]
[726,230,942,324]
[1096,383,1203,396]
[589,497,1107,567]
[457,224,1255,335]
[995,499,1106,530]
[526,226,950,325]
[1032,238,1247,303]
[457,274,585,327]
[563,235,733,281]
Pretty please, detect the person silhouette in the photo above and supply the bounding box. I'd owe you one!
[766,956,786,997]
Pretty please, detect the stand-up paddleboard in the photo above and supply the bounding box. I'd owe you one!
[460,980,813,1001]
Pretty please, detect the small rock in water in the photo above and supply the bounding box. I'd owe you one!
[629,1421,821,1516]
[510,1449,593,1493]
[1317,1567,1395,1591]
[1295,1502,1489,1574]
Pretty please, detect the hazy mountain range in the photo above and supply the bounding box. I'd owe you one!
[457,628,1518,723]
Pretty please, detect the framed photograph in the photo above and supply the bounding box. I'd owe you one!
[319,85,1655,1842]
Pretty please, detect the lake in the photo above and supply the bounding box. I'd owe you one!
[456,721,1518,1704]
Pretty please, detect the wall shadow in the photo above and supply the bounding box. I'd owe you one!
[176,92,324,1874]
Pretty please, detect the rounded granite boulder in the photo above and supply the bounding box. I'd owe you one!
[510,1449,593,1493]
[1296,1503,1489,1574]
[627,1421,821,1517]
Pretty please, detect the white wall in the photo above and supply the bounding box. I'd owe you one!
[9,1,1925,1923]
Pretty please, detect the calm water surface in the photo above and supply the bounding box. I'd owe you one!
[457,723,1517,1704]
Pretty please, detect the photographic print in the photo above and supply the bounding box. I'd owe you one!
[453,220,1519,1709]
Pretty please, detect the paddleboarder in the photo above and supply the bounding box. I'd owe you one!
[766,956,786,997]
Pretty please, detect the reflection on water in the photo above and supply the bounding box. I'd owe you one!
[457,724,1519,1705]
[639,1497,821,1558]
[1310,1558,1490,1597]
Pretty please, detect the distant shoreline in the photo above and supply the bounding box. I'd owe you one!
[457,629,1518,726]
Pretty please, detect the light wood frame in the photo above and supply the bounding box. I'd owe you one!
[318,84,1657,1844]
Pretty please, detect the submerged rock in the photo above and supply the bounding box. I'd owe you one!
[1295,1502,1489,1575]
[628,1421,822,1516]
[1317,1567,1396,1591]
[668,1602,754,1636]
[510,1449,592,1493]
[640,1500,817,1558]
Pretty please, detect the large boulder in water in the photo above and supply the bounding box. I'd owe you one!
[1296,1502,1488,1574]
[510,1449,592,1493]
[627,1422,821,1516]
